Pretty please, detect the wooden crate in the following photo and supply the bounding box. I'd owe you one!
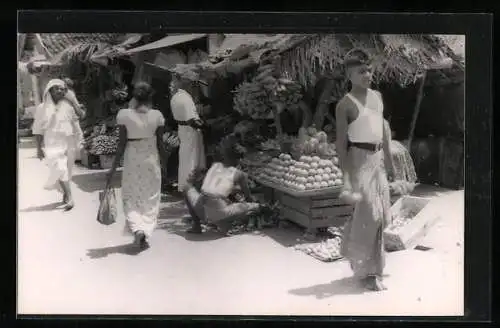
[277,190,353,238]
[384,196,440,252]
[252,175,352,238]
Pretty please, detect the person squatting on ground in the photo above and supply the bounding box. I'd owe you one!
[183,136,261,236]
[169,73,206,193]
[335,49,396,291]
[32,79,84,211]
[106,82,169,250]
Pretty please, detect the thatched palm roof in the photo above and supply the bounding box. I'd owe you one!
[168,33,463,91]
[275,34,464,89]
[39,33,126,58]
[434,34,465,61]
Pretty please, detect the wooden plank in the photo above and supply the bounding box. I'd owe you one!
[311,206,354,218]
[281,206,312,230]
[281,194,311,215]
[311,197,349,208]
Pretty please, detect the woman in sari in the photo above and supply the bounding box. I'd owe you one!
[169,74,206,193]
[106,82,168,250]
[32,79,82,211]
[335,49,396,291]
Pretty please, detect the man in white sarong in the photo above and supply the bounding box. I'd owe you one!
[169,74,206,192]
[32,79,82,211]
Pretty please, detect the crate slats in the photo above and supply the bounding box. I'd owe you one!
[311,206,354,218]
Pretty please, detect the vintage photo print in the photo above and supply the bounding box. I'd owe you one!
[15,11,491,321]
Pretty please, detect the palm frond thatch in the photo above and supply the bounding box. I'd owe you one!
[275,33,463,93]
[52,42,111,65]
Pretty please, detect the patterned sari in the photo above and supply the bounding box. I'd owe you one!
[121,138,162,238]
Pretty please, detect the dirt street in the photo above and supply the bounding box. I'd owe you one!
[17,139,464,316]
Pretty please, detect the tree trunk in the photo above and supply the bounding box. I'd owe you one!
[274,104,283,138]
[299,101,313,128]
[312,79,336,129]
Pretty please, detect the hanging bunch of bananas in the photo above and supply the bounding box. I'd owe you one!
[233,61,303,120]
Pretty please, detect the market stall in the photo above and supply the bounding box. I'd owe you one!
[229,50,420,240]
[240,122,350,239]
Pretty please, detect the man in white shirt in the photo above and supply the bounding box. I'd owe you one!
[169,73,206,192]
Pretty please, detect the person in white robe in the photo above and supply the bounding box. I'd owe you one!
[32,79,82,210]
[169,74,206,192]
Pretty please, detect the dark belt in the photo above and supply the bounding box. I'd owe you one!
[176,120,190,126]
[348,141,383,152]
[128,138,151,141]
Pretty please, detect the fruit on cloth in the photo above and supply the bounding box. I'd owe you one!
[294,236,343,262]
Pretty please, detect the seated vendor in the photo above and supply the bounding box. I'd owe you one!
[184,136,261,235]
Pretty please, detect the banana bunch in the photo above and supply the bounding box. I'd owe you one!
[233,62,303,119]
[233,80,272,119]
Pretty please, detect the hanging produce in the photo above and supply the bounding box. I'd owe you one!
[233,61,303,125]
[291,126,337,159]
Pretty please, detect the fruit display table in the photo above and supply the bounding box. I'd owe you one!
[253,175,353,239]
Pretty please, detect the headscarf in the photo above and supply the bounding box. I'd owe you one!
[32,79,66,134]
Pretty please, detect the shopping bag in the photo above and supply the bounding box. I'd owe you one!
[97,187,117,225]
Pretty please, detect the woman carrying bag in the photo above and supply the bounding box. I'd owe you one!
[104,82,169,250]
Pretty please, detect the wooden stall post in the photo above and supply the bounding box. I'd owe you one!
[406,70,427,150]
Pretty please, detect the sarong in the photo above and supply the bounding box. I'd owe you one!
[177,125,205,192]
[122,138,162,238]
[42,132,77,191]
[341,147,391,278]
[185,188,260,224]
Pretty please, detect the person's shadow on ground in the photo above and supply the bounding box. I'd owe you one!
[288,276,367,299]
[20,202,65,212]
[86,243,144,259]
[72,170,122,193]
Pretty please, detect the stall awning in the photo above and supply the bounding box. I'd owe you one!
[124,34,207,55]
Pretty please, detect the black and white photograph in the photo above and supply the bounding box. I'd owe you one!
[17,28,467,316]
